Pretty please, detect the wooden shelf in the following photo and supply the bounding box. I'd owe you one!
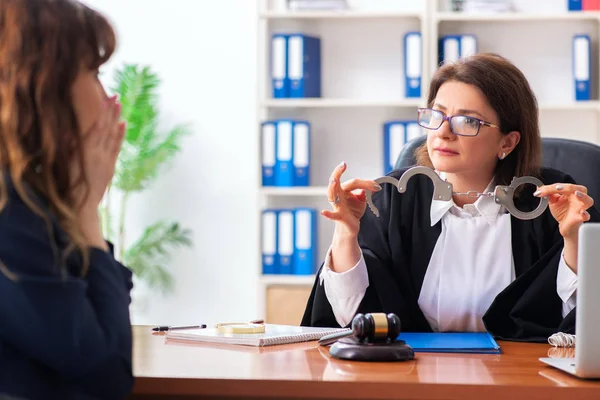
[435,12,600,22]
[261,10,423,20]
[261,98,424,108]
[260,274,316,286]
[539,101,600,111]
[260,186,328,196]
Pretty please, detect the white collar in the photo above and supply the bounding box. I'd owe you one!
[429,171,505,227]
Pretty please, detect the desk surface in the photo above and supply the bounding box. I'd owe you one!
[131,325,600,400]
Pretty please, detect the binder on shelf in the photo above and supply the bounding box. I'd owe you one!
[275,120,295,187]
[404,32,422,99]
[383,121,406,175]
[262,209,279,275]
[261,121,276,187]
[277,210,295,275]
[293,208,317,275]
[271,34,289,98]
[569,0,582,10]
[406,121,423,143]
[573,34,591,101]
[583,0,600,10]
[288,34,321,98]
[439,35,477,65]
[293,121,311,186]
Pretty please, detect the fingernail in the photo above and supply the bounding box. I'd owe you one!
[555,185,564,190]
[533,190,541,197]
[338,161,346,168]
[583,210,590,217]
[374,184,382,191]
[576,191,583,198]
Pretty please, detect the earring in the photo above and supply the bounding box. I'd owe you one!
[499,152,506,160]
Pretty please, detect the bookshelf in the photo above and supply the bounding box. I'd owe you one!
[256,0,600,324]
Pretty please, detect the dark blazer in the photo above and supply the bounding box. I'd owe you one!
[0,178,134,399]
[301,167,600,342]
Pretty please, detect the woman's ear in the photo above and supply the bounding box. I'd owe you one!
[501,131,521,155]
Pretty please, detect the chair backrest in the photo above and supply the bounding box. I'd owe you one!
[395,136,600,204]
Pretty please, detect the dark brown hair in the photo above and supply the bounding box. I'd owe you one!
[0,0,116,275]
[415,53,542,186]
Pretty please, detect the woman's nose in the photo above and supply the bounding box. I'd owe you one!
[434,118,454,140]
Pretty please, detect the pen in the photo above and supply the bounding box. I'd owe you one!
[152,324,207,332]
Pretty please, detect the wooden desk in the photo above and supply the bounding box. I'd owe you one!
[130,325,600,400]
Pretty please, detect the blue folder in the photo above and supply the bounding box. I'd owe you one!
[397,332,501,354]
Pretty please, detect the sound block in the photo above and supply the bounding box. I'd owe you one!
[329,336,415,362]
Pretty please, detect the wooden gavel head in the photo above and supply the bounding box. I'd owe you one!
[351,312,401,343]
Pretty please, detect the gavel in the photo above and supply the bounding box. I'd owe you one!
[319,312,402,346]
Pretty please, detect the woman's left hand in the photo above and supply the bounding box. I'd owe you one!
[534,183,594,239]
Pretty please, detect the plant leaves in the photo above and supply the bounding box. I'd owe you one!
[109,64,191,192]
[103,63,193,292]
[123,221,192,293]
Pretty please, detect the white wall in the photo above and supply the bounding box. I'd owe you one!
[82,0,259,327]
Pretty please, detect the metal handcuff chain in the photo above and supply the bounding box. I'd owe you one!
[365,166,549,221]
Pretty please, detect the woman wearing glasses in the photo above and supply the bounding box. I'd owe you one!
[301,53,600,341]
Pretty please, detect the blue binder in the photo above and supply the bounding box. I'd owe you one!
[293,121,310,186]
[404,32,422,98]
[275,120,294,187]
[573,34,591,101]
[397,332,501,354]
[261,209,279,275]
[277,209,294,275]
[287,34,321,98]
[261,121,276,186]
[293,208,317,275]
[405,121,423,144]
[439,35,477,65]
[569,0,582,10]
[271,34,289,98]
[383,121,407,175]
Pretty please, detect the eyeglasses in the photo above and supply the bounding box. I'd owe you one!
[417,108,501,137]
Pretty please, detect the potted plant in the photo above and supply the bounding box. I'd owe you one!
[101,64,192,294]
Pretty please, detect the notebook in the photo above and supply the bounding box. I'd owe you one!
[398,332,501,354]
[165,324,352,347]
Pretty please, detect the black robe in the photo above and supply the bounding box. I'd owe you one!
[300,166,600,342]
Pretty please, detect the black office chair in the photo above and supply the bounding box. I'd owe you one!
[394,136,600,205]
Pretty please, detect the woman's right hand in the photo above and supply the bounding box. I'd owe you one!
[74,95,125,212]
[321,161,382,239]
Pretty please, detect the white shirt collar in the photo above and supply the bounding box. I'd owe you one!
[429,171,505,227]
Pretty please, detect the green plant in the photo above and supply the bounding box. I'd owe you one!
[101,64,192,293]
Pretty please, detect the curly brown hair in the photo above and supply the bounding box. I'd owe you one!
[415,53,542,187]
[0,0,116,276]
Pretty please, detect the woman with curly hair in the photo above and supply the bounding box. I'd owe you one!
[0,0,133,398]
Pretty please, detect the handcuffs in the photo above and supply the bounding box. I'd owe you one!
[365,166,549,220]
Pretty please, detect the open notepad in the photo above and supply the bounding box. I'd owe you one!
[165,324,351,347]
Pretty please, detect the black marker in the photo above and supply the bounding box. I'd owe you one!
[152,324,207,332]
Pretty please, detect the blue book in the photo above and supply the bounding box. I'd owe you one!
[271,34,289,98]
[288,34,321,98]
[397,332,501,354]
[573,34,591,101]
[274,120,295,187]
[404,31,422,98]
[293,208,317,275]
[569,0,582,11]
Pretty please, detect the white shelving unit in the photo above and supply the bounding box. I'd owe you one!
[256,0,600,322]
